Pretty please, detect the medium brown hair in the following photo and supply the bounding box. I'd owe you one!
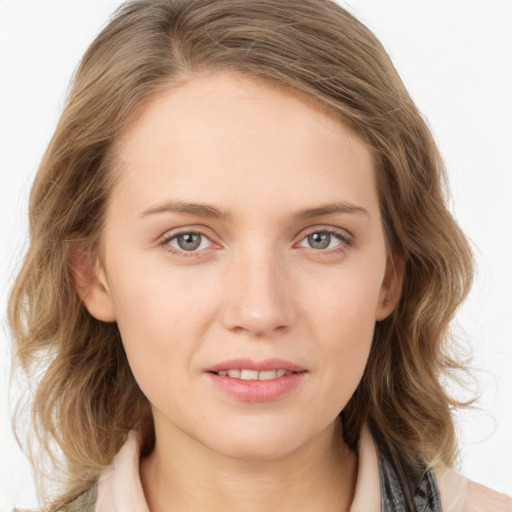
[9,0,473,508]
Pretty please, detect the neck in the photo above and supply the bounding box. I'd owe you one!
[140,418,357,512]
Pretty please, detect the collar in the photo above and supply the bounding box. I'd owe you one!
[96,427,382,512]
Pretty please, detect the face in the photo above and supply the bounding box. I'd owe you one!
[83,72,398,461]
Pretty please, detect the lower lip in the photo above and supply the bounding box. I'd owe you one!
[206,372,307,402]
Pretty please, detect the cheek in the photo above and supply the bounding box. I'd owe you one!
[107,259,221,369]
[301,264,382,337]
[299,269,381,392]
[108,278,197,411]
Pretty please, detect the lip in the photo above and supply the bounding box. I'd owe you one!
[204,358,308,402]
[205,358,306,373]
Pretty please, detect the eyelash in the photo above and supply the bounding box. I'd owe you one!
[159,227,353,260]
[299,227,352,252]
[160,229,212,259]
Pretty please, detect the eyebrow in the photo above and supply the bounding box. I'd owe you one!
[295,202,369,220]
[139,200,369,220]
[139,201,229,219]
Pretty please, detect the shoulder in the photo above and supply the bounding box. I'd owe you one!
[463,480,512,512]
[435,466,512,512]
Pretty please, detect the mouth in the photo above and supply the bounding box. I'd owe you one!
[205,358,306,378]
[205,359,308,402]
[211,369,297,380]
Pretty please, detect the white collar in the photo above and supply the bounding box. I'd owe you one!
[95,426,381,512]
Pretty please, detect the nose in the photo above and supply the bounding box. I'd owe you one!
[221,247,297,338]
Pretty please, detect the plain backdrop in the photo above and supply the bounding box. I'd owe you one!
[1,0,511,509]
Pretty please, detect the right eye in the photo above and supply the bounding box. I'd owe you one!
[161,231,213,257]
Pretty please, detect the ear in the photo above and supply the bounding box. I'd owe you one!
[375,255,404,321]
[70,245,117,322]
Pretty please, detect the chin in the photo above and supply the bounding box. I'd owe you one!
[212,437,303,461]
[198,421,321,462]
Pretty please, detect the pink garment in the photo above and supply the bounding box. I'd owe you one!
[96,432,149,512]
[95,429,512,512]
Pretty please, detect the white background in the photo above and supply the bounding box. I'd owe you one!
[1,0,511,509]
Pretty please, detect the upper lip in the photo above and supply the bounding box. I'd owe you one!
[205,358,306,373]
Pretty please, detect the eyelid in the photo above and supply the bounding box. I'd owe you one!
[293,226,354,260]
[159,227,216,259]
[297,225,353,245]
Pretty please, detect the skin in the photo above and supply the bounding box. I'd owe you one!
[81,72,401,512]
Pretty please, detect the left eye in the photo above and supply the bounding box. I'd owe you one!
[167,232,211,252]
[299,231,343,250]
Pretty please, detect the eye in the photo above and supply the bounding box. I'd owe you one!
[162,231,213,256]
[298,228,351,251]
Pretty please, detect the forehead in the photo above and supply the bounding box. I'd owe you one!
[111,72,378,221]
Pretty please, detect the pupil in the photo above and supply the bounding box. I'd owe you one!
[309,233,330,249]
[178,233,201,251]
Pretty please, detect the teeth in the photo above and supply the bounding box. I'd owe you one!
[258,370,277,381]
[240,369,259,380]
[216,369,292,380]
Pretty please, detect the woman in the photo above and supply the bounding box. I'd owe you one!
[8,0,511,510]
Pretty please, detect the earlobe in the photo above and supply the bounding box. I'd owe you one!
[375,255,404,321]
[89,267,117,322]
[70,247,116,322]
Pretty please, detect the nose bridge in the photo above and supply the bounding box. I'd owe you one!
[221,239,295,337]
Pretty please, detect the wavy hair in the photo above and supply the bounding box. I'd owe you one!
[8,0,474,508]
